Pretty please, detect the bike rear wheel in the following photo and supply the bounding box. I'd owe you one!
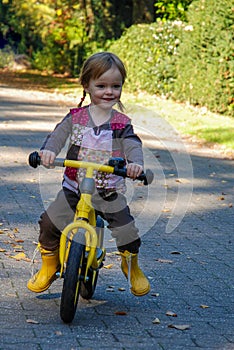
[60,240,85,323]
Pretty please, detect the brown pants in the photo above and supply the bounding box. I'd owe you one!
[38,187,141,253]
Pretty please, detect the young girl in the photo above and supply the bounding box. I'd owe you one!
[27,52,150,296]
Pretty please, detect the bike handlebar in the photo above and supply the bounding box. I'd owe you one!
[28,151,154,186]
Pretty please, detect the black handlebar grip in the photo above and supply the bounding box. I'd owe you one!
[28,151,41,168]
[143,169,154,185]
[113,167,154,186]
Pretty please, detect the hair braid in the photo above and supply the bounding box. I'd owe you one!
[78,90,86,108]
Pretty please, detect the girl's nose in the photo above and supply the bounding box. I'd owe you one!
[105,87,113,94]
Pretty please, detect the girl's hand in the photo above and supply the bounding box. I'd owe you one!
[126,163,143,179]
[39,150,56,168]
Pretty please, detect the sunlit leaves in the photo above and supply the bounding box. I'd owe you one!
[0,225,31,262]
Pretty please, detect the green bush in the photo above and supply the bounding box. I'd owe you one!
[110,21,183,97]
[174,0,234,116]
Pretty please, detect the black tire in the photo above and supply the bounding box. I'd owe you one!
[60,240,85,323]
[79,216,104,300]
[80,268,99,300]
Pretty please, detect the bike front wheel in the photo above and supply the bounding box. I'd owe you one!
[80,267,99,300]
[60,240,85,323]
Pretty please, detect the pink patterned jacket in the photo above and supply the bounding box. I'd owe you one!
[41,106,143,193]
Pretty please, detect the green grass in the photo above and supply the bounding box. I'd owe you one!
[122,91,234,151]
[1,69,234,151]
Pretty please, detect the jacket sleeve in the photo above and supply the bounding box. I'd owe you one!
[40,113,72,156]
[121,122,144,167]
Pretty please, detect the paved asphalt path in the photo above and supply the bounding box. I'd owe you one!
[0,86,233,350]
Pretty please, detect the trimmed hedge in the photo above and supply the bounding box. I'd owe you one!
[110,21,183,97]
[110,0,234,116]
[174,0,234,116]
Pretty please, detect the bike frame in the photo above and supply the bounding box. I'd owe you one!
[58,159,114,283]
[28,150,153,322]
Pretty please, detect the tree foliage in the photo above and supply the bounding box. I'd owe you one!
[0,0,157,74]
[154,0,193,21]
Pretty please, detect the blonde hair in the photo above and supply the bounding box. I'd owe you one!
[78,52,126,111]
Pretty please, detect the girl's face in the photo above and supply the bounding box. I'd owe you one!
[85,66,123,110]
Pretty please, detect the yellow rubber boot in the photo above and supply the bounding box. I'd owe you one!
[27,247,60,293]
[120,250,150,296]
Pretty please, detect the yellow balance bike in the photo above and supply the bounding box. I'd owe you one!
[28,151,153,324]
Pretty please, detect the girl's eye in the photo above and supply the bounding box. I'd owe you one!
[95,84,122,89]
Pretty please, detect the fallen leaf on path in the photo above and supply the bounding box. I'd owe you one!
[115,311,127,316]
[152,317,160,324]
[0,248,6,252]
[9,252,27,261]
[26,319,39,324]
[168,324,190,331]
[27,179,37,183]
[55,330,62,336]
[14,247,24,252]
[13,228,19,233]
[104,264,113,269]
[200,304,209,309]
[156,258,173,264]
[106,251,119,256]
[118,287,126,291]
[12,244,23,249]
[175,178,190,184]
[8,233,16,240]
[162,208,171,213]
[217,196,225,201]
[166,311,177,317]
[23,257,32,262]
